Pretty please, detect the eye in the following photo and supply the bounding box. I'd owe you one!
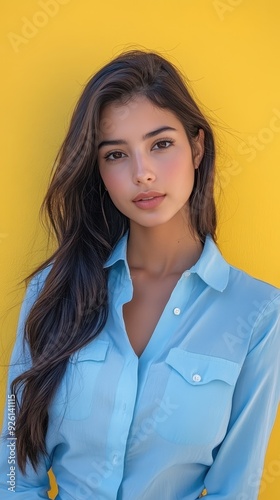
[103,151,126,162]
[152,139,174,150]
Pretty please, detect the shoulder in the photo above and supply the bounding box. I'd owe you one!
[28,263,53,289]
[227,263,280,309]
[200,236,279,308]
[225,264,280,352]
[23,264,53,308]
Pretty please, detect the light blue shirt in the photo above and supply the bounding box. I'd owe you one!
[1,234,280,499]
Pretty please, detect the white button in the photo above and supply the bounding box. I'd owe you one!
[112,454,119,465]
[192,374,202,382]
[173,307,181,315]
[184,271,191,277]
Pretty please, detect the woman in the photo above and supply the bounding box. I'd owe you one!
[0,49,279,499]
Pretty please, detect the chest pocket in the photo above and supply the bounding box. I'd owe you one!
[156,348,240,446]
[52,340,109,421]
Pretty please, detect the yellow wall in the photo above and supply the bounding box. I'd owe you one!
[1,1,279,498]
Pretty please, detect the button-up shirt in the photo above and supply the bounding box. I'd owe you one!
[1,234,280,499]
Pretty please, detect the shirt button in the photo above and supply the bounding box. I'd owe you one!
[173,307,181,315]
[192,374,202,382]
[112,454,119,465]
[184,271,191,278]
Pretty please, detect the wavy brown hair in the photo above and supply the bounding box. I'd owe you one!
[10,49,217,473]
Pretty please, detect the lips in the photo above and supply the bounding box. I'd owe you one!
[133,191,165,202]
[132,191,166,210]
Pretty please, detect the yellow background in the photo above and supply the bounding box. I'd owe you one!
[1,0,279,498]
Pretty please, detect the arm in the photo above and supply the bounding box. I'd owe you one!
[0,273,52,498]
[201,294,280,499]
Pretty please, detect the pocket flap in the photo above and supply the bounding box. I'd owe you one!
[165,348,240,386]
[69,340,109,363]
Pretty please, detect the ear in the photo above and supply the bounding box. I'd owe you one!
[193,129,205,169]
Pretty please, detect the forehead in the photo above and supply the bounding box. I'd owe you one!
[98,95,182,139]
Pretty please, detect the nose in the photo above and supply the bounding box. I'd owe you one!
[132,152,156,185]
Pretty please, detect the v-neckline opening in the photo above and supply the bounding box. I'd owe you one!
[122,273,188,363]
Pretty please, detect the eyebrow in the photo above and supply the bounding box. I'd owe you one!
[97,126,177,150]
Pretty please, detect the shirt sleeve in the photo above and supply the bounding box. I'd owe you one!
[0,274,52,498]
[200,293,280,499]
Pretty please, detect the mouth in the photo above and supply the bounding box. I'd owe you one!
[133,191,165,202]
[132,192,166,210]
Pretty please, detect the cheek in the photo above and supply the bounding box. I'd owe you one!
[101,172,128,209]
[100,169,123,193]
[164,155,195,184]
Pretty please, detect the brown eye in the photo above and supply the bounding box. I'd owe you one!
[104,151,126,161]
[153,139,174,150]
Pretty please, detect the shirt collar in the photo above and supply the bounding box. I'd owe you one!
[104,232,230,292]
[190,235,230,292]
[104,232,129,269]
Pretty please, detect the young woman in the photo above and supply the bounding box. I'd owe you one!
[0,50,279,500]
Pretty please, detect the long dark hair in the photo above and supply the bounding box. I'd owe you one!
[10,49,217,473]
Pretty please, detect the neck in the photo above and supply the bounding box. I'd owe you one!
[127,215,203,278]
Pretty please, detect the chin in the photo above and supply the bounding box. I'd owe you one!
[129,216,178,229]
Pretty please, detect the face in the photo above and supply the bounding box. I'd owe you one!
[97,95,204,229]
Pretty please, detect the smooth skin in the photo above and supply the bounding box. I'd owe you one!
[98,96,205,356]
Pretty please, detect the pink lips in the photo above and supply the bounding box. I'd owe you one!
[132,191,166,209]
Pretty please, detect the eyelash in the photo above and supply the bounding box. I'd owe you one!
[103,138,175,162]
